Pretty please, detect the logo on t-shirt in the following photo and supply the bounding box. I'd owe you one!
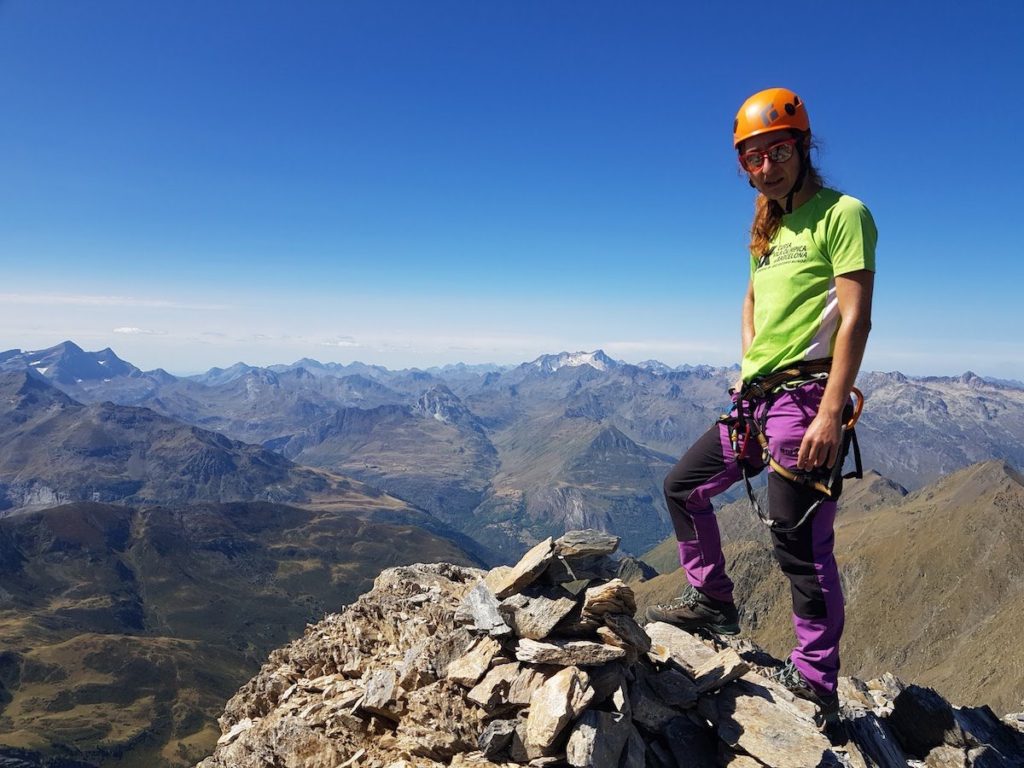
[756,242,807,271]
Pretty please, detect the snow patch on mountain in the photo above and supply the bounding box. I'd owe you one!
[529,350,620,373]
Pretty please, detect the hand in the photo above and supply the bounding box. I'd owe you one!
[797,411,843,471]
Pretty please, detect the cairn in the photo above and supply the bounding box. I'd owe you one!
[199,530,1024,768]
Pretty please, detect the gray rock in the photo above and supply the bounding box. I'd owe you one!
[401,626,477,688]
[541,554,619,584]
[361,669,402,721]
[1002,712,1024,734]
[550,601,603,638]
[952,705,1024,767]
[602,613,651,657]
[447,636,504,687]
[457,582,513,637]
[692,648,750,694]
[216,717,254,746]
[837,675,877,713]
[489,538,556,599]
[584,663,627,708]
[508,665,555,707]
[554,529,620,557]
[615,555,658,584]
[582,579,635,618]
[499,592,579,640]
[890,685,965,758]
[509,719,530,763]
[724,672,818,721]
[644,668,699,710]
[396,637,435,690]
[199,558,1020,768]
[628,676,682,731]
[866,672,907,705]
[393,680,481,759]
[467,662,521,712]
[516,638,627,666]
[596,626,640,664]
[924,744,970,767]
[844,712,908,768]
[565,709,630,767]
[713,680,835,768]
[524,666,594,759]
[644,621,716,675]
[662,715,718,768]
[478,718,517,758]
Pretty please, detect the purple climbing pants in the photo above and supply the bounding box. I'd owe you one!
[662,381,845,696]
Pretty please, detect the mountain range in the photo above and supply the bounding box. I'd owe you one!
[4,341,1023,559]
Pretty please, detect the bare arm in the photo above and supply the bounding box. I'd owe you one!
[796,269,874,470]
[733,281,756,392]
[741,279,755,358]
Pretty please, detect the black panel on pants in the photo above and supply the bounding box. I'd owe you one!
[767,471,843,620]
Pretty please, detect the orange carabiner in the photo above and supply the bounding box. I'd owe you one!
[845,387,865,430]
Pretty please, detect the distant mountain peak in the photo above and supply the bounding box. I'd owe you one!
[414,385,481,431]
[144,368,178,384]
[636,359,673,374]
[3,341,139,385]
[283,366,315,380]
[0,369,79,411]
[529,350,619,373]
[244,368,280,386]
[189,362,259,386]
[50,340,85,355]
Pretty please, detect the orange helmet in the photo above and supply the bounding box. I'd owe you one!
[733,87,809,148]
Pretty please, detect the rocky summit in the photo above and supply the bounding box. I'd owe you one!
[197,530,1024,768]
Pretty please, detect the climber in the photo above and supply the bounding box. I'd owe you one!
[646,87,877,728]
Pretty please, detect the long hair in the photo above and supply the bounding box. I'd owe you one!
[748,134,824,258]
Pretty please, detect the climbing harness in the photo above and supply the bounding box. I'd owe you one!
[721,359,865,534]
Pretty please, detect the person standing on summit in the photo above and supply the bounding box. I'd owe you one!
[647,88,876,729]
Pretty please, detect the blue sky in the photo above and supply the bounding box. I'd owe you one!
[1,1,1021,378]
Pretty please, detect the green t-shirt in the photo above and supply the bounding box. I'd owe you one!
[740,187,877,382]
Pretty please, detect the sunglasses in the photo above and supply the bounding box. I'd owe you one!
[738,139,797,173]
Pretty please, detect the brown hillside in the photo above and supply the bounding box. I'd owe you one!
[0,501,480,768]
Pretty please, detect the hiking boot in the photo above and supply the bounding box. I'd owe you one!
[770,659,841,731]
[644,584,740,635]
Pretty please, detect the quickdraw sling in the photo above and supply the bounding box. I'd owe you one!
[725,358,864,533]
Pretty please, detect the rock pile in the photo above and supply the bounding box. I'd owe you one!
[197,530,1024,768]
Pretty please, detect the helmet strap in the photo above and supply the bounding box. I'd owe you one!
[783,134,810,214]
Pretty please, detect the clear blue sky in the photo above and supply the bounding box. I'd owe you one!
[1,1,1021,378]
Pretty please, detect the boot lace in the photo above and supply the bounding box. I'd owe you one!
[770,659,807,691]
[666,583,703,608]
